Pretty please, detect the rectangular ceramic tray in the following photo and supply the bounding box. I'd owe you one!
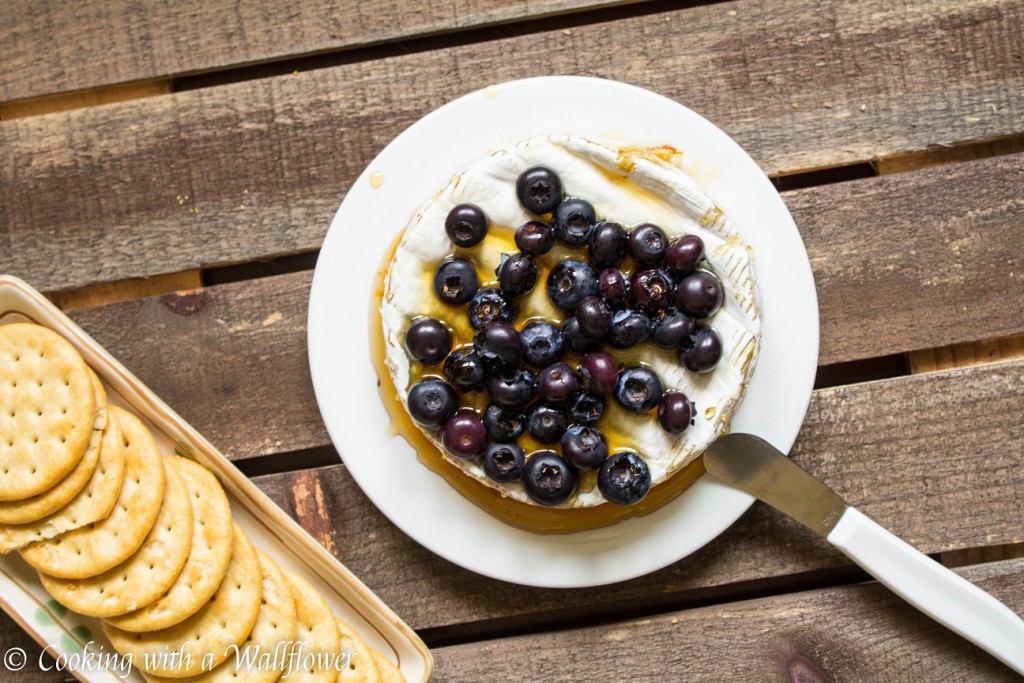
[0,275,432,683]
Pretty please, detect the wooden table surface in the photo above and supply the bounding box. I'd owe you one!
[2,1,1023,680]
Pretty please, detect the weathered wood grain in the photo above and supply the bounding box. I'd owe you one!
[787,153,1024,365]
[431,557,1024,682]
[0,0,650,103]
[249,359,1024,631]
[70,276,322,460]
[3,0,1022,292]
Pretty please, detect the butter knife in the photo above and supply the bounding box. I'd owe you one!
[704,432,1024,675]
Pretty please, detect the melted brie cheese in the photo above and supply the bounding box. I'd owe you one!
[381,135,760,508]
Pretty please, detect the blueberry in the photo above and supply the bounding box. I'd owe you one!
[407,378,458,428]
[561,316,601,353]
[546,259,599,311]
[443,347,487,392]
[516,166,563,214]
[630,267,675,314]
[521,451,577,506]
[445,203,488,248]
[615,366,664,413]
[665,234,705,275]
[598,452,652,505]
[598,268,630,308]
[515,221,555,256]
[521,321,564,368]
[580,351,618,397]
[565,392,605,425]
[628,223,668,265]
[588,221,628,268]
[496,253,538,298]
[474,321,524,367]
[485,365,536,409]
[483,403,525,442]
[675,269,724,318]
[658,391,694,434]
[433,258,479,305]
[679,327,723,374]
[404,318,452,365]
[442,410,487,459]
[560,424,608,471]
[482,443,526,483]
[525,404,568,444]
[536,362,579,405]
[551,198,597,246]
[607,309,652,349]
[467,288,515,329]
[651,309,694,349]
[575,295,613,338]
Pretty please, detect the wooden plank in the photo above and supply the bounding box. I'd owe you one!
[431,557,1024,681]
[2,0,1023,292]
[69,275,325,460]
[246,359,1024,631]
[877,136,1024,375]
[0,0,650,103]
[785,152,1024,365]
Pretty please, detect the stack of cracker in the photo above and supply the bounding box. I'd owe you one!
[0,323,403,683]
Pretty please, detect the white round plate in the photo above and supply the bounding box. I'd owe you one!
[308,76,818,588]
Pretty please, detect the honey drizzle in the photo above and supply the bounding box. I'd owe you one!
[370,231,705,534]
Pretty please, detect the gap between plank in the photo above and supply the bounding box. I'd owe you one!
[417,563,876,648]
[170,0,732,93]
[0,79,171,120]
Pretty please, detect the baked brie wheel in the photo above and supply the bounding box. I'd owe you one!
[381,134,760,510]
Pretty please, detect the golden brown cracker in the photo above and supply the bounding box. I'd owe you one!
[369,649,404,683]
[0,323,96,501]
[39,457,193,617]
[20,406,165,578]
[104,455,233,632]
[0,419,101,524]
[0,410,125,553]
[280,571,341,683]
[0,359,106,524]
[104,521,263,678]
[335,619,380,683]
[140,549,299,683]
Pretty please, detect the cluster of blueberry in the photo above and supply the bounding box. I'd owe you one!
[402,165,727,507]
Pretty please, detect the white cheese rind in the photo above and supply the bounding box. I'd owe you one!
[382,135,760,508]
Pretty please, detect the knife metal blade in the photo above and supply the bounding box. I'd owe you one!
[705,432,847,537]
[703,432,1024,676]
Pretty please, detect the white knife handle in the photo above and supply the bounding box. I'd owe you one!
[827,507,1024,675]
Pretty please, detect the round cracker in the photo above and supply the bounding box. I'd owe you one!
[0,411,125,554]
[140,549,299,683]
[20,406,165,578]
[104,455,233,632]
[104,521,263,678]
[335,620,380,683]
[0,368,107,524]
[39,457,194,617]
[0,323,96,501]
[368,649,403,683]
[280,570,341,683]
